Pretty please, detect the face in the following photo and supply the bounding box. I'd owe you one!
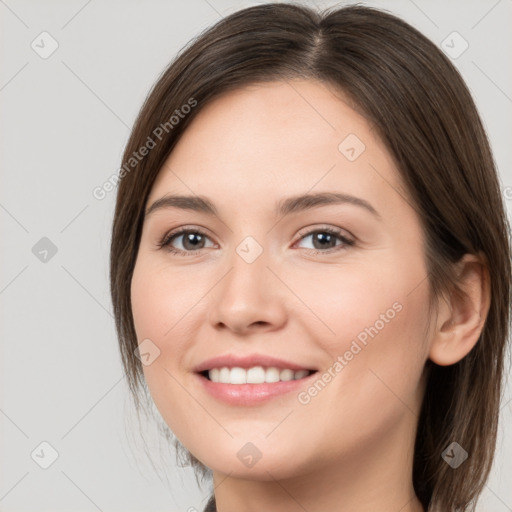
[131,79,433,480]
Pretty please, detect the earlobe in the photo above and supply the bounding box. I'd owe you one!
[428,253,490,367]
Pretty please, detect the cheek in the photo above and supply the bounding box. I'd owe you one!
[288,251,429,354]
[291,252,430,411]
[287,285,430,467]
[130,260,208,415]
[130,260,202,344]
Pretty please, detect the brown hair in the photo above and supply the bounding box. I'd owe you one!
[109,3,512,510]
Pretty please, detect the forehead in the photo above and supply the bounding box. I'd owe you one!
[148,79,408,214]
[168,79,376,162]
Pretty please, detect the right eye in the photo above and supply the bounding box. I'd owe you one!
[158,228,216,256]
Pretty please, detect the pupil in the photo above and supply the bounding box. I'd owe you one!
[184,233,203,250]
[314,232,334,250]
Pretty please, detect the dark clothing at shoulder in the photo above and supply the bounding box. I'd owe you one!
[203,494,216,512]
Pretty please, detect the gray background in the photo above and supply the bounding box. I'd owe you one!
[1,0,511,510]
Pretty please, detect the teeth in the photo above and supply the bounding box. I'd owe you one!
[294,369,309,380]
[247,366,265,383]
[279,369,295,381]
[230,367,247,384]
[266,367,280,383]
[207,366,312,384]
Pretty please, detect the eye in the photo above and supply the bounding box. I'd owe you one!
[157,225,355,256]
[157,227,216,256]
[294,226,355,254]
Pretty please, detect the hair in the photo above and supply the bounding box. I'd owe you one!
[109,3,512,510]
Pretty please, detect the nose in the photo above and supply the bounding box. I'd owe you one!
[208,243,288,336]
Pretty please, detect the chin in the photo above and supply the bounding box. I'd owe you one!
[190,439,311,481]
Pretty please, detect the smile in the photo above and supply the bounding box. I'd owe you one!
[203,366,315,384]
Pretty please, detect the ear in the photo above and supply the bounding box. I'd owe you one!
[428,253,491,366]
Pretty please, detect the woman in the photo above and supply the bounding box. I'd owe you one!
[109,3,511,511]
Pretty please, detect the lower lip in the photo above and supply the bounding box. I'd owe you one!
[196,372,317,406]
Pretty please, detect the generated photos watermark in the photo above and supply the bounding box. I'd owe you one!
[297,301,403,405]
[92,97,197,200]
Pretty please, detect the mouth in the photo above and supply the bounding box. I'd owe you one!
[193,354,319,404]
[199,366,318,385]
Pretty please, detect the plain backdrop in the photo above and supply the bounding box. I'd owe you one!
[1,0,511,511]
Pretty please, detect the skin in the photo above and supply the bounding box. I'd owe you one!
[130,79,489,512]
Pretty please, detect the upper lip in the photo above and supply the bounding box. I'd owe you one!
[193,354,317,373]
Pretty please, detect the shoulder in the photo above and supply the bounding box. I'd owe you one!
[202,494,216,512]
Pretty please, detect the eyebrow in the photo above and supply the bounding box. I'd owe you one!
[144,192,380,219]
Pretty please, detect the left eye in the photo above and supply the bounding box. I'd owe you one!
[158,227,354,256]
[294,228,354,253]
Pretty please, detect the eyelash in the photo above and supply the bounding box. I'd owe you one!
[157,226,355,257]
